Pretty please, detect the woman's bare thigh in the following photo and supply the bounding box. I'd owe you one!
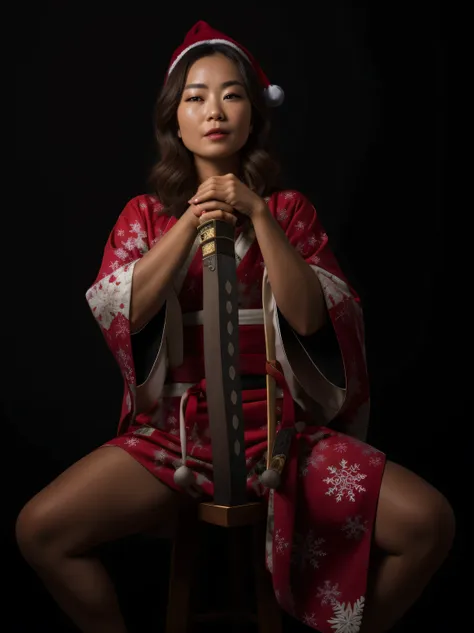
[16,446,192,557]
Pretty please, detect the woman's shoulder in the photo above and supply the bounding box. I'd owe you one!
[123,193,165,216]
[265,189,316,224]
[266,188,313,208]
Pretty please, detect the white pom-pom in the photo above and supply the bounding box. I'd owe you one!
[265,84,285,107]
[174,465,194,487]
[260,468,281,489]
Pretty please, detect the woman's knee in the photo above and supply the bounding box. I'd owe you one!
[415,488,456,557]
[376,462,456,558]
[15,495,62,566]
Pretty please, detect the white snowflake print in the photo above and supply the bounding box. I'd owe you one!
[115,247,129,261]
[317,270,349,309]
[294,220,306,231]
[328,596,365,633]
[282,191,296,199]
[124,437,140,447]
[275,529,290,555]
[115,319,128,338]
[116,229,125,237]
[307,234,318,247]
[362,444,382,457]
[324,459,367,503]
[341,515,368,540]
[346,435,381,458]
[154,448,168,465]
[300,452,326,477]
[369,456,383,467]
[165,414,178,428]
[309,254,321,265]
[333,442,348,453]
[86,262,135,330]
[188,424,204,454]
[291,529,327,570]
[316,580,342,606]
[302,613,318,627]
[121,221,148,254]
[316,439,330,451]
[277,208,288,222]
[334,302,350,323]
[139,201,147,210]
[130,221,145,234]
[116,347,133,383]
[109,260,120,271]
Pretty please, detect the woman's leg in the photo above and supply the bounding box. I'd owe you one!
[361,460,455,633]
[15,446,191,633]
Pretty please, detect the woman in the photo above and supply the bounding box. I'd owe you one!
[15,20,454,633]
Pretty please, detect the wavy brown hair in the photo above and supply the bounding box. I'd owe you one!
[148,43,282,218]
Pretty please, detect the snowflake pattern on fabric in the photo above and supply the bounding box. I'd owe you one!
[86,191,386,633]
[328,596,365,633]
[341,516,368,540]
[324,459,367,503]
[292,529,327,570]
[317,580,342,606]
[86,264,136,330]
[303,613,318,627]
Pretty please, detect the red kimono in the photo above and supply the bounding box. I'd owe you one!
[86,189,385,633]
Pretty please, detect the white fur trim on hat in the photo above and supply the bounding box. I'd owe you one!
[265,84,285,106]
[168,39,251,76]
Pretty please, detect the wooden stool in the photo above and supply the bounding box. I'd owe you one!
[165,501,282,632]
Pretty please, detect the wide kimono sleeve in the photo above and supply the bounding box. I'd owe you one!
[85,196,171,433]
[264,191,370,441]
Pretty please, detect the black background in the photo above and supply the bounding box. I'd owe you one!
[9,2,467,632]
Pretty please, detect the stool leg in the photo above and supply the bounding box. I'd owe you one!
[165,513,199,633]
[229,527,250,632]
[253,521,282,633]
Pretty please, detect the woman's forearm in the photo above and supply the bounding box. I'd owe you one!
[130,209,198,332]
[252,205,327,336]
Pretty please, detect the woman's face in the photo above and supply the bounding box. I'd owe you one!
[176,52,252,164]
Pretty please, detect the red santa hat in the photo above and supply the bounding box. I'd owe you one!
[166,20,285,107]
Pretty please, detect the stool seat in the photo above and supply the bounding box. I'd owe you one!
[165,499,282,632]
[198,501,266,527]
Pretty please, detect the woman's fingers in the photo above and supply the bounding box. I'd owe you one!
[194,199,234,214]
[198,209,237,226]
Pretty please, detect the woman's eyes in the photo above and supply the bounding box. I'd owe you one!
[185,93,242,102]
